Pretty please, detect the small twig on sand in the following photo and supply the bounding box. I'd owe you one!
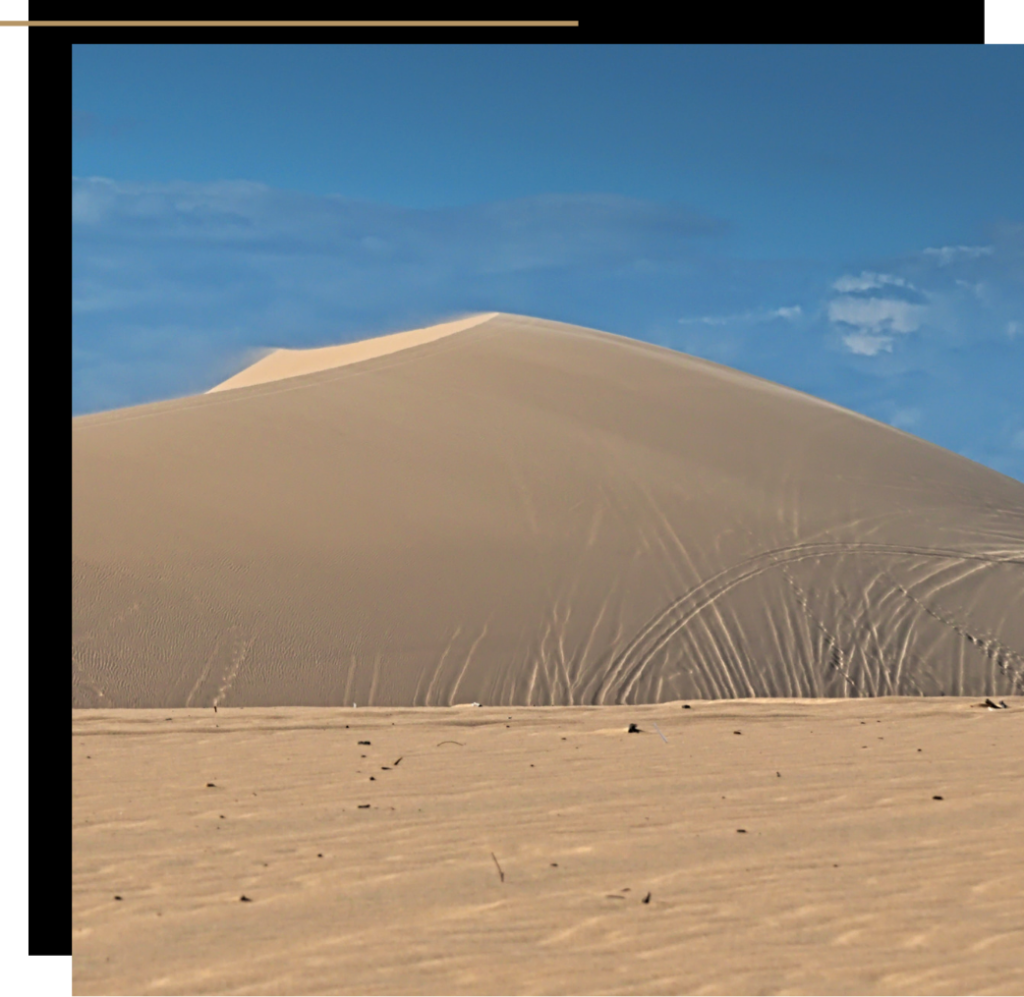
[491,852,505,883]
[652,722,667,743]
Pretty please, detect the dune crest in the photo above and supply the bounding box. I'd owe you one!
[73,313,1024,707]
[208,312,499,393]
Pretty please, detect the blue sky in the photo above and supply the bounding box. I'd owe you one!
[73,44,1024,480]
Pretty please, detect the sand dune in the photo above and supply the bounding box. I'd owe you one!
[207,313,499,393]
[72,699,1024,995]
[72,313,1024,707]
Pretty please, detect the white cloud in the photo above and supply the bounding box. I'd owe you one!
[831,271,911,293]
[679,305,801,326]
[70,176,1024,486]
[828,296,925,334]
[923,245,993,266]
[829,269,931,357]
[72,178,726,270]
[73,176,736,413]
[679,314,732,326]
[842,332,893,356]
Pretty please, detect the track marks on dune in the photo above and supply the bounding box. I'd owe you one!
[881,570,1024,693]
[185,627,257,709]
[780,566,859,695]
[593,541,1024,704]
[420,627,462,707]
[535,584,581,705]
[415,621,493,707]
[448,621,491,706]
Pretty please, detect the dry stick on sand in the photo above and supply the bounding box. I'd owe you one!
[491,852,505,883]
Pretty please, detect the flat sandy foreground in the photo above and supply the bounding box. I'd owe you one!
[73,699,1023,996]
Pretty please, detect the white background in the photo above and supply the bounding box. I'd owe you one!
[987,0,1024,41]
[0,0,41,993]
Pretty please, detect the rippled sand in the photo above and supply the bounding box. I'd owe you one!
[73,698,1023,995]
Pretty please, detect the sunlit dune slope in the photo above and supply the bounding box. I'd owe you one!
[207,313,498,393]
[72,313,1024,706]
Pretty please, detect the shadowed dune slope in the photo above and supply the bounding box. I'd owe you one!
[72,313,1024,707]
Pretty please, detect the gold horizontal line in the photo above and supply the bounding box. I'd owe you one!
[1,20,579,27]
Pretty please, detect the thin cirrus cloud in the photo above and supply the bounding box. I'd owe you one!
[922,244,994,266]
[72,176,734,410]
[816,238,1024,480]
[674,235,1023,479]
[71,177,727,264]
[73,177,1024,481]
[678,305,803,326]
[831,271,914,293]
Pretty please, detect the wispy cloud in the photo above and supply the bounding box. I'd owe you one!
[828,296,926,335]
[679,305,802,326]
[72,179,726,265]
[828,290,927,357]
[831,271,913,293]
[72,177,1024,481]
[811,232,1024,479]
[841,332,893,356]
[923,245,993,266]
[72,178,729,411]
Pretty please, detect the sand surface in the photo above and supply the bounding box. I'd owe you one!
[73,313,1024,706]
[72,699,1023,995]
[207,314,499,393]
